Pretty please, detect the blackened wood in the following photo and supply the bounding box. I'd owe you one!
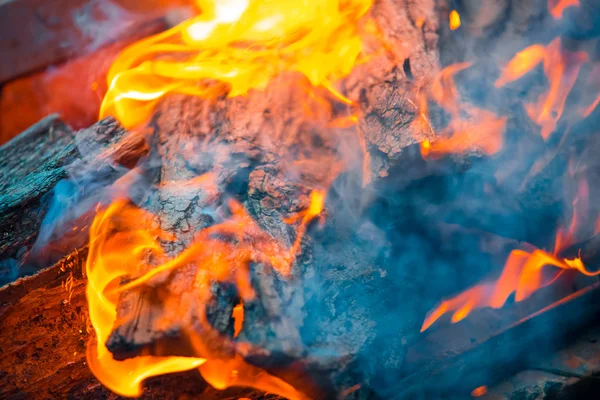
[485,323,600,399]
[0,115,76,269]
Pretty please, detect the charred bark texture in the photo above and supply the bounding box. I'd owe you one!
[0,115,75,271]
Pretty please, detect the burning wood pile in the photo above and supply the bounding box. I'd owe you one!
[2,0,600,399]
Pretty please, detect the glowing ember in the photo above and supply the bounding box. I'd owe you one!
[548,0,580,19]
[449,10,461,31]
[495,38,588,139]
[100,0,374,128]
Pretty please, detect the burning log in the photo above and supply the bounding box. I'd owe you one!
[0,248,272,399]
[397,280,600,399]
[4,0,600,399]
[85,0,452,395]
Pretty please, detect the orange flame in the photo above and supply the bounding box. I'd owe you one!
[583,93,600,118]
[420,250,595,332]
[100,0,374,128]
[86,200,206,397]
[421,177,596,332]
[415,63,507,158]
[548,0,580,19]
[232,303,244,338]
[495,38,588,139]
[471,386,488,397]
[87,192,324,398]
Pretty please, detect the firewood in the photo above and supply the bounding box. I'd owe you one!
[0,248,277,400]
[95,2,484,397]
[96,0,591,397]
[0,116,147,284]
[0,20,167,144]
[0,0,189,84]
[3,1,598,399]
[395,280,600,399]
[0,115,75,272]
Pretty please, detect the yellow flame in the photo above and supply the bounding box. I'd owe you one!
[449,10,461,31]
[85,200,206,397]
[86,191,325,397]
[100,0,374,128]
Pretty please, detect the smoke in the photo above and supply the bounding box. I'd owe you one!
[28,123,153,267]
[318,1,600,397]
[19,1,600,398]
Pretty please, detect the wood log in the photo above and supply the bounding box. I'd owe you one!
[98,1,442,397]
[0,0,190,84]
[394,280,600,399]
[3,1,598,399]
[0,20,167,145]
[0,116,147,285]
[94,0,600,397]
[0,248,276,400]
[0,114,75,280]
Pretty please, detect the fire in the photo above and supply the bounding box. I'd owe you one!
[414,63,507,158]
[86,200,206,397]
[232,302,244,338]
[420,250,594,332]
[86,192,324,397]
[421,178,596,333]
[471,386,488,397]
[495,38,588,139]
[548,0,580,19]
[449,10,461,31]
[86,0,374,396]
[100,0,374,128]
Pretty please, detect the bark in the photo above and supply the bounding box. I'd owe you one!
[0,115,75,267]
[103,1,442,397]
[0,248,278,400]
[102,0,600,397]
[0,116,147,285]
[3,0,599,399]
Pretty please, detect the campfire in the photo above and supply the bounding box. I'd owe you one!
[2,0,600,398]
